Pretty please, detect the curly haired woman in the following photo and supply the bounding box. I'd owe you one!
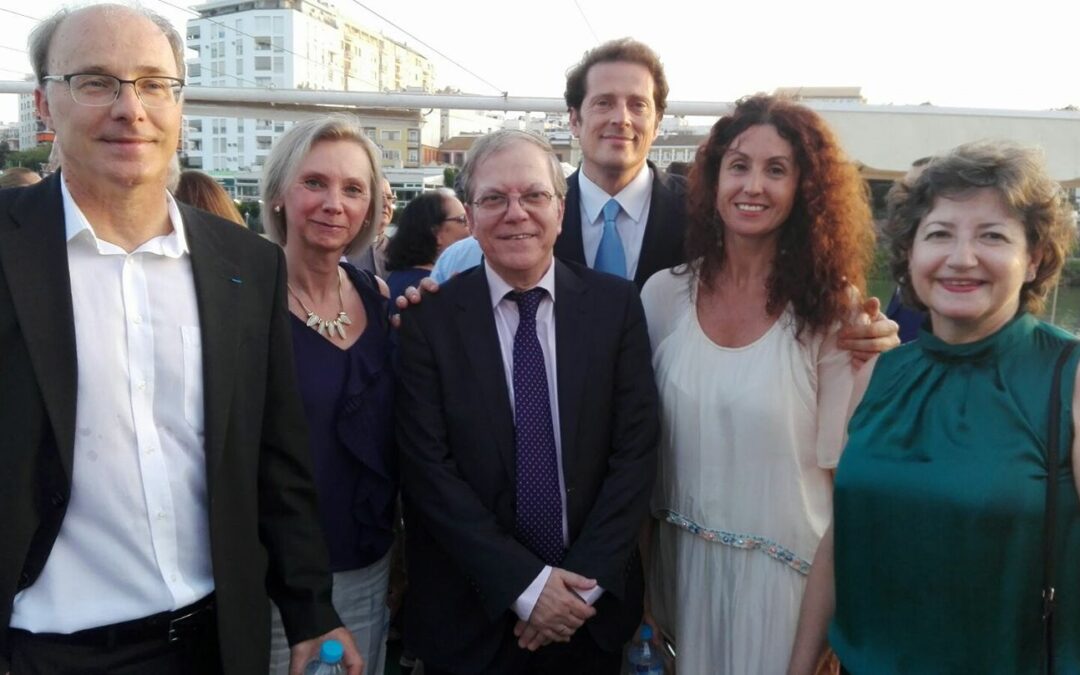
[640,94,875,673]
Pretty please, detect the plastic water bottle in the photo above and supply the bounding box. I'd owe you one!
[626,625,664,674]
[304,639,345,675]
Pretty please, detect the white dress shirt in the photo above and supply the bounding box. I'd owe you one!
[10,179,214,633]
[578,163,654,280]
[482,261,603,621]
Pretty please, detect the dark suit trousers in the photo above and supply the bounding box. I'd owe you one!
[8,615,222,675]
[424,620,621,675]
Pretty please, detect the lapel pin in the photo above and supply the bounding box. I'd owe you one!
[230,277,243,284]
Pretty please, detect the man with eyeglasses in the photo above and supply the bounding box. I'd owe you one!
[0,4,360,674]
[349,177,395,278]
[396,129,658,675]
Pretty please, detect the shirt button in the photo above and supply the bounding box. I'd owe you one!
[137,380,147,391]
[132,315,142,324]
[157,512,166,520]
[146,446,155,455]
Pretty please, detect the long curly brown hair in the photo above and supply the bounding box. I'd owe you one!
[685,94,875,336]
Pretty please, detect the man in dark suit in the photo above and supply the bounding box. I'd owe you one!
[0,5,360,674]
[396,129,659,674]
[557,38,686,289]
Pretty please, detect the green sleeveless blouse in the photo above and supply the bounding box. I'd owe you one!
[831,313,1080,674]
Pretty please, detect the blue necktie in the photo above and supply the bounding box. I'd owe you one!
[594,198,627,278]
[509,289,564,566]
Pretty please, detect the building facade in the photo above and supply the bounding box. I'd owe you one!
[184,0,435,171]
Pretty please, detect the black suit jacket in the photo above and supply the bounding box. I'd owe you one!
[395,259,659,673]
[0,174,340,674]
[554,162,688,289]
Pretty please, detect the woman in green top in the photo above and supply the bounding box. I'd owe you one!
[788,141,1079,674]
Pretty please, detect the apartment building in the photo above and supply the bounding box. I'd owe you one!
[184,0,435,171]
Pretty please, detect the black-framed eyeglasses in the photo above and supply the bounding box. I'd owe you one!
[471,191,556,215]
[442,215,468,226]
[41,73,185,108]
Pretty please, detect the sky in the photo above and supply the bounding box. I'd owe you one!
[1,0,1079,124]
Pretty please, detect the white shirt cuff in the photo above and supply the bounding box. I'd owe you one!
[510,566,606,621]
[512,566,552,622]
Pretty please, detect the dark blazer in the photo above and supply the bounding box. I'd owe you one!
[554,162,689,289]
[0,174,340,674]
[396,259,659,673]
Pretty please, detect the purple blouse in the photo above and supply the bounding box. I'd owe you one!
[290,263,396,571]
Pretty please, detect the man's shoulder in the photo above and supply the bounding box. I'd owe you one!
[181,204,279,257]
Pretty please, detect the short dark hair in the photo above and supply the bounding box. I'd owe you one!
[386,190,455,270]
[884,141,1077,315]
[564,38,668,118]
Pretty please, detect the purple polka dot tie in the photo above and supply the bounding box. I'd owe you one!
[509,289,565,566]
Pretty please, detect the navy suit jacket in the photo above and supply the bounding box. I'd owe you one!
[0,173,340,674]
[396,259,659,672]
[555,162,689,289]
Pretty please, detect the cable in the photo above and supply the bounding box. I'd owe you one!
[345,0,505,95]
[0,8,40,22]
[154,0,373,90]
[571,0,600,44]
[0,45,28,54]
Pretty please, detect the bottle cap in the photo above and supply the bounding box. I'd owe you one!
[640,624,653,640]
[320,639,344,664]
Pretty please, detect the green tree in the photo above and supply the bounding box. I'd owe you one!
[6,143,53,172]
[443,166,459,193]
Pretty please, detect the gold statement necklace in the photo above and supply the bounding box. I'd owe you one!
[288,268,352,340]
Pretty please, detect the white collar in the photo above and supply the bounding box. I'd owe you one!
[485,257,557,309]
[578,162,653,226]
[62,176,189,258]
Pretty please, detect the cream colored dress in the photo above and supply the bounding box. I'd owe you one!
[641,268,853,675]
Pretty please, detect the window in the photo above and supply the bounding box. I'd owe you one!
[255,56,272,70]
[255,16,270,32]
[363,127,376,140]
[236,59,243,75]
[187,119,202,132]
[407,128,419,142]
[236,119,244,132]
[408,149,418,163]
[214,138,227,153]
[235,40,243,56]
[273,57,284,73]
[272,16,283,33]
[255,77,273,87]
[381,130,401,141]
[254,36,272,50]
[382,149,400,161]
[256,136,273,151]
[189,139,202,151]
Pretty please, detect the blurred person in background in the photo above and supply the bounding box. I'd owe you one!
[384,188,469,301]
[351,177,394,278]
[173,169,244,226]
[0,167,42,189]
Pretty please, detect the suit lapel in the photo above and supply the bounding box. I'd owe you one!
[0,174,78,480]
[452,269,517,479]
[553,261,588,477]
[184,208,242,477]
[555,171,587,266]
[635,163,675,288]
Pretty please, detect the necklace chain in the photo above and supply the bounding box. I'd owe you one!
[288,268,352,340]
